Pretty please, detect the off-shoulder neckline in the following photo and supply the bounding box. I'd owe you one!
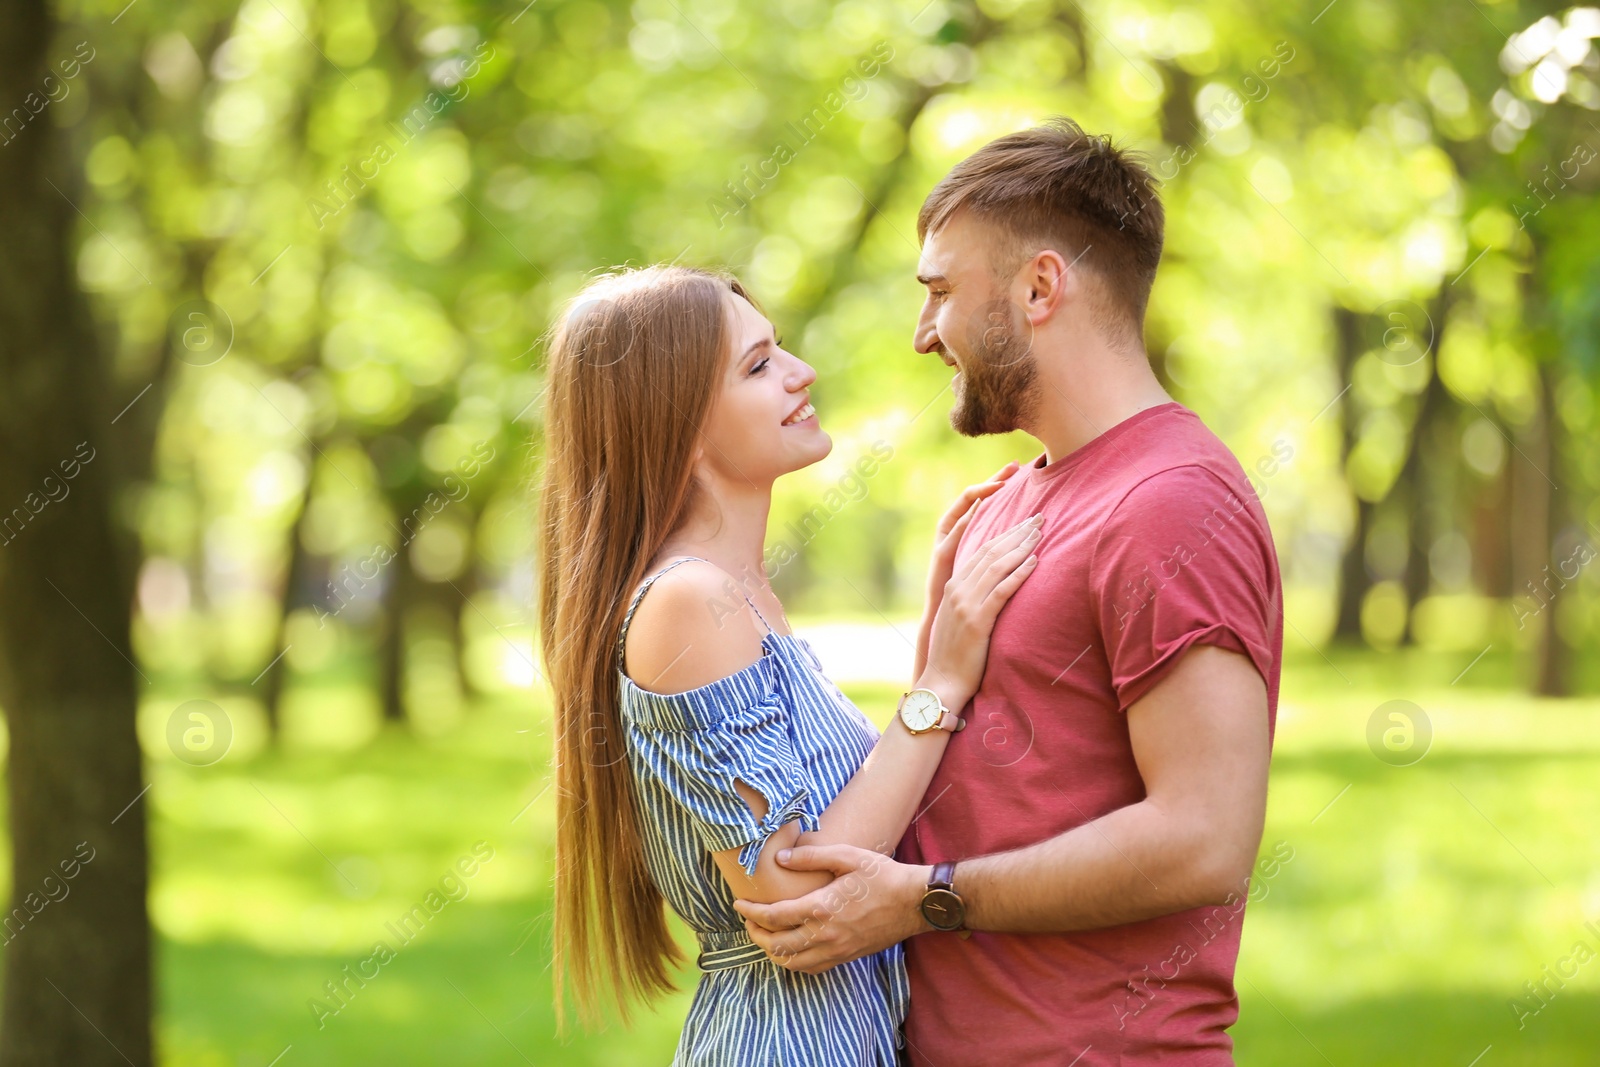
[618,630,813,699]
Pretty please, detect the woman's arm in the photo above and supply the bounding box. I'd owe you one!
[715,709,960,903]
[764,512,1036,896]
[627,519,1039,906]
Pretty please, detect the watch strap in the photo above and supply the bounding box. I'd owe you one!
[920,860,969,936]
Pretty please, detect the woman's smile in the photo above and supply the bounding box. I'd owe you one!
[782,399,817,427]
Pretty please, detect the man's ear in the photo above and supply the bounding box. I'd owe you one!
[1021,248,1071,327]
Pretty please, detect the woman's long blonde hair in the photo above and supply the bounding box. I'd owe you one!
[537,265,756,1027]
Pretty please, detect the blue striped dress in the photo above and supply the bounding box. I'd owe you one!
[617,556,909,1066]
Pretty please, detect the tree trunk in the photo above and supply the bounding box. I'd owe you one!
[377,541,419,723]
[1508,365,1554,690]
[1471,463,1512,597]
[1396,312,1451,645]
[260,472,318,733]
[1332,308,1370,642]
[1532,360,1570,696]
[0,3,153,1063]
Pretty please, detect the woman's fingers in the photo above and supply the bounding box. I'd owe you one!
[935,479,1001,536]
[954,513,1041,583]
[970,523,1042,602]
[934,508,976,565]
[936,479,1000,534]
[952,520,1027,583]
[934,461,1020,536]
[989,460,1021,482]
[985,552,1040,607]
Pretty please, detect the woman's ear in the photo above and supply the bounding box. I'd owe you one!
[684,441,708,484]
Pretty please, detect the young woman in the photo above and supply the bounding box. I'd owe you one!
[538,264,1039,1064]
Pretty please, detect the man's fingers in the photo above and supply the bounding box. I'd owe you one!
[749,921,841,972]
[732,899,778,927]
[734,895,813,930]
[742,917,779,948]
[733,898,809,931]
[744,919,812,969]
[774,844,856,873]
[744,915,829,970]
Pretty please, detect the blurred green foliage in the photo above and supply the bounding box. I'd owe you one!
[15,0,1600,1060]
[49,0,1600,680]
[122,654,1600,1065]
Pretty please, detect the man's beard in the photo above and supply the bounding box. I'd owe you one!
[949,297,1037,437]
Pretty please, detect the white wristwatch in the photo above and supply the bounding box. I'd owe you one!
[898,688,954,735]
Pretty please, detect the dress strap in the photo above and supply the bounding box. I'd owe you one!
[617,557,706,671]
[737,585,777,636]
[615,556,779,672]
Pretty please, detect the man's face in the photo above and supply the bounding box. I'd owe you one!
[913,213,1038,437]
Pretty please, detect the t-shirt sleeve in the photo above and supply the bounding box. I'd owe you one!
[623,655,820,876]
[1090,464,1279,713]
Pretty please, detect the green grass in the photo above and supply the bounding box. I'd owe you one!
[141,644,1600,1066]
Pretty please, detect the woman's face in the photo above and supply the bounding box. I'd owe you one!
[696,291,830,487]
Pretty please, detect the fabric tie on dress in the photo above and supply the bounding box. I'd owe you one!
[736,790,819,876]
[696,928,770,973]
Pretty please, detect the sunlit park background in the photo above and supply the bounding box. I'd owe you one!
[1,0,1599,1063]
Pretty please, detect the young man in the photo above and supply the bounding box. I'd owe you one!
[735,117,1283,1064]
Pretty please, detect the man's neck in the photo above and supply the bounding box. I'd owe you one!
[1026,338,1173,465]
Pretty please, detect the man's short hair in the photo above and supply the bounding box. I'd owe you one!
[917,117,1164,345]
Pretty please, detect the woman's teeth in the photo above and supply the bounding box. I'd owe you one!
[782,402,815,426]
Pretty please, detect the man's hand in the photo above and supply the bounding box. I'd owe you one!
[731,845,931,974]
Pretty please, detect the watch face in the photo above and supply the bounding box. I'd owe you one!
[901,689,942,732]
[921,888,964,931]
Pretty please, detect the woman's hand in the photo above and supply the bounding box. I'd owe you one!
[912,462,1020,680]
[914,513,1042,718]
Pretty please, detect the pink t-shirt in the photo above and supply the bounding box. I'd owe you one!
[897,402,1283,1066]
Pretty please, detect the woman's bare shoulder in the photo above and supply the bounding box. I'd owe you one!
[623,559,768,695]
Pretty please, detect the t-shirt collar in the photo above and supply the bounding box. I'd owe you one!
[1025,401,1187,483]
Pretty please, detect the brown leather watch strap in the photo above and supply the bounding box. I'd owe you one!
[920,861,968,934]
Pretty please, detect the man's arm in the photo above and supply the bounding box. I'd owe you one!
[733,644,1271,970]
[957,643,1268,930]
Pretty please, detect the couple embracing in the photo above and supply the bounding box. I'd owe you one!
[538,117,1283,1066]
